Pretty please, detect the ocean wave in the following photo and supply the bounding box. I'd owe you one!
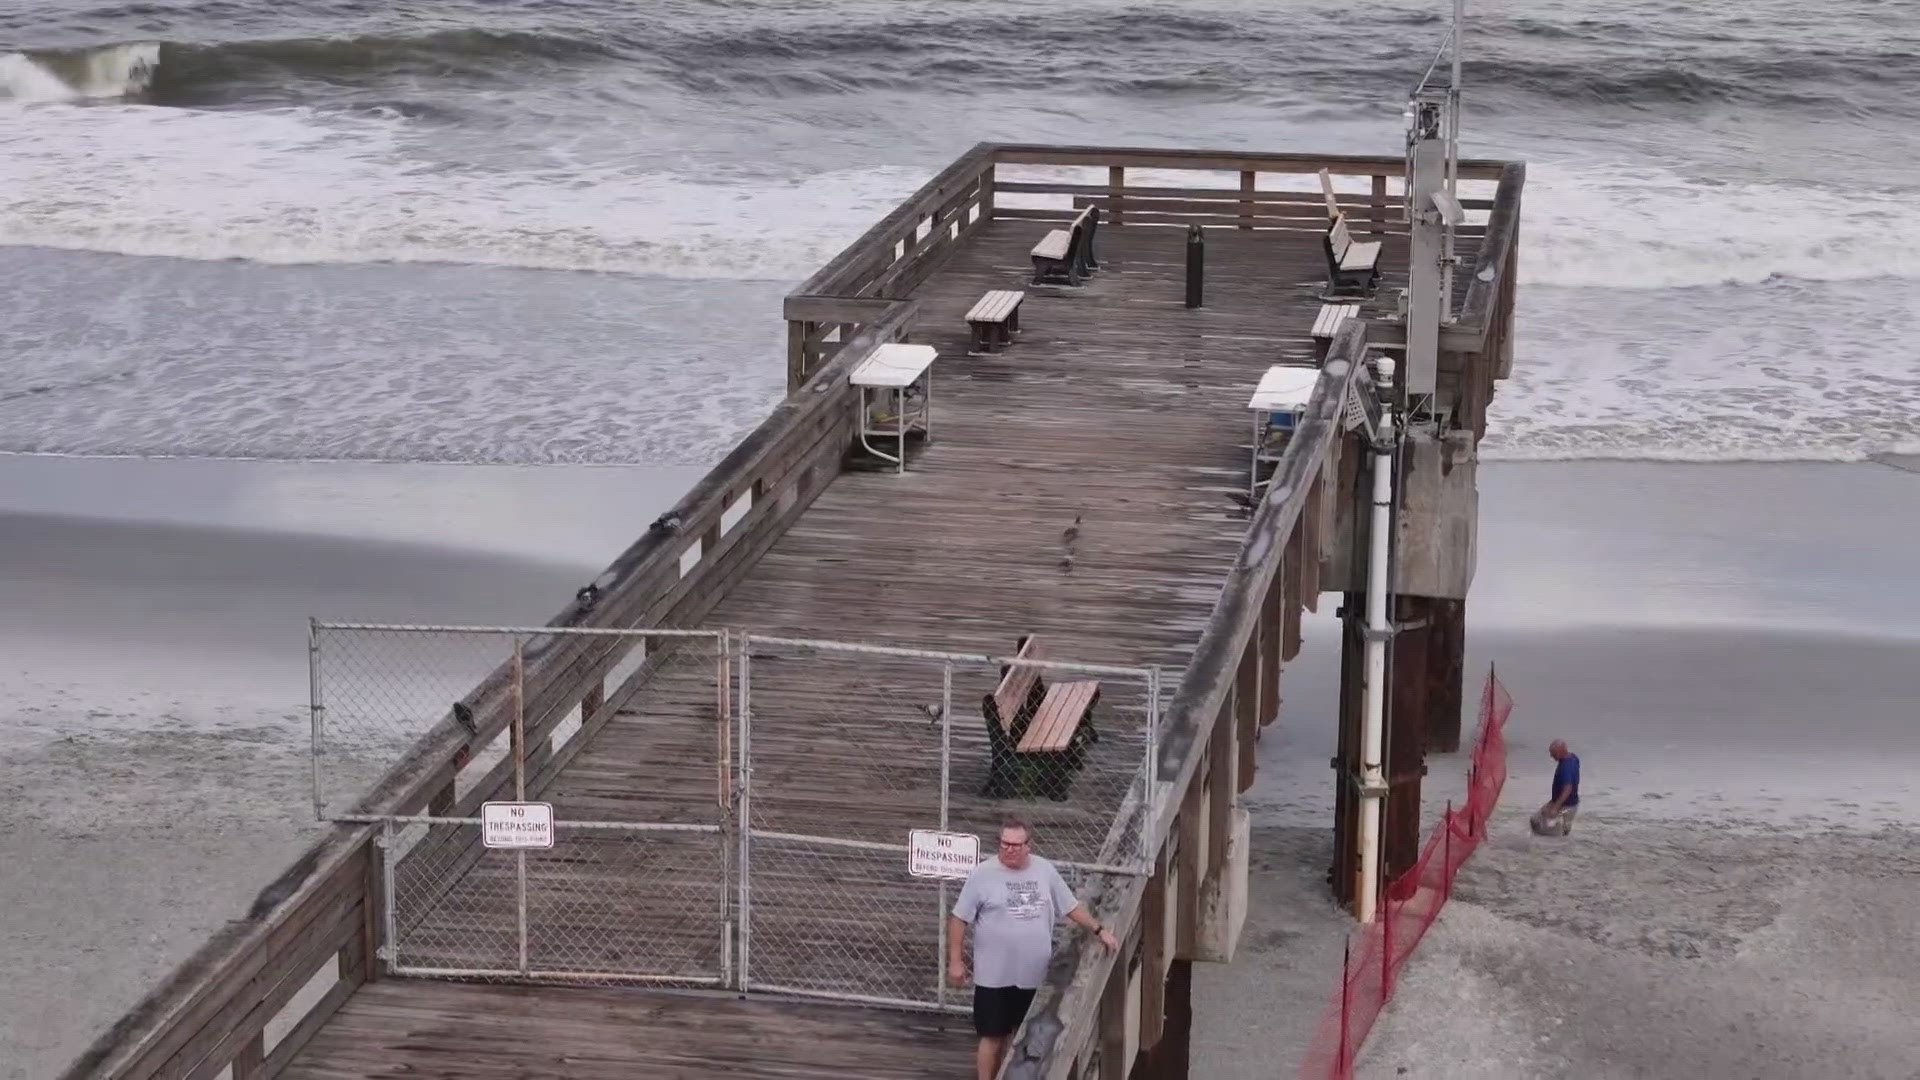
[0,102,921,281]
[9,13,1914,117]
[0,42,158,101]
[1520,163,1920,289]
[5,98,1918,297]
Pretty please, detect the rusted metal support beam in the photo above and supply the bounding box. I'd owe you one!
[1385,596,1431,882]
[1423,598,1467,753]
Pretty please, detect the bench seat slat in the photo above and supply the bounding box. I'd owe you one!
[1031,229,1072,261]
[1311,303,1360,339]
[1340,241,1381,271]
[1018,679,1098,753]
[967,289,1025,323]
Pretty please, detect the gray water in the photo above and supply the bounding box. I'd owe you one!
[4,0,1918,463]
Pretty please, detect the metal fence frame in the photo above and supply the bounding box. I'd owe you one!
[370,816,733,987]
[734,635,1162,1011]
[309,625,1163,1010]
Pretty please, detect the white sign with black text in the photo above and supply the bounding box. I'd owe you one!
[907,829,981,880]
[481,801,555,849]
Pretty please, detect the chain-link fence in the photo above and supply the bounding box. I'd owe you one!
[382,817,731,986]
[312,626,1160,1008]
[735,635,1159,1009]
[309,623,728,821]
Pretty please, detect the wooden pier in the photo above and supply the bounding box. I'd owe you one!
[62,143,1522,1080]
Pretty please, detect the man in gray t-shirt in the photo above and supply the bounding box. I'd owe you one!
[947,818,1118,1080]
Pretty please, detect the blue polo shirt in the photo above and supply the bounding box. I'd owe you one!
[1552,754,1580,808]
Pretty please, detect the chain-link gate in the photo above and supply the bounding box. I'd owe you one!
[735,636,1161,1011]
[309,626,1159,1007]
[312,624,735,987]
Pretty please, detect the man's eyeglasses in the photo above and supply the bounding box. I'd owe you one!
[998,839,1028,849]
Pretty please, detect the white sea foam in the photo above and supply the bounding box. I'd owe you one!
[4,103,1917,464]
[0,44,158,102]
[1521,161,1920,289]
[0,102,916,281]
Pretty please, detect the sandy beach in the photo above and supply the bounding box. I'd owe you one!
[0,455,697,1079]
[1195,459,1920,1079]
[5,456,1917,1076]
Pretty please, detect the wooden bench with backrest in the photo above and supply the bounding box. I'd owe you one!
[965,289,1026,354]
[1030,205,1101,286]
[1323,212,1381,297]
[980,635,1101,799]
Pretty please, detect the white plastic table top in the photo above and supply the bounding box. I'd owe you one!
[1248,364,1321,412]
[850,343,939,388]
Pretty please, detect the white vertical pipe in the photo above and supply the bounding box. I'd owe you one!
[1356,359,1397,924]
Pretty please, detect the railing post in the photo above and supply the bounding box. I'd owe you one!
[1371,173,1388,237]
[1185,225,1204,309]
[1239,169,1256,230]
[1108,165,1126,226]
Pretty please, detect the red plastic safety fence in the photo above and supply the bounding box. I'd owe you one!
[1299,667,1513,1079]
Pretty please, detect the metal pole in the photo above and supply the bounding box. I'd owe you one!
[308,619,325,821]
[379,820,398,973]
[1444,799,1454,902]
[940,662,953,830]
[1356,362,1397,924]
[938,661,953,1009]
[736,637,753,993]
[717,631,732,985]
[512,636,526,801]
[1443,0,1459,198]
[1147,666,1162,855]
[513,635,528,976]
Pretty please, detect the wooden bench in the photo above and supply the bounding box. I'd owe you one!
[1311,302,1360,360]
[965,289,1026,354]
[1323,213,1380,297]
[1030,205,1100,286]
[980,635,1101,799]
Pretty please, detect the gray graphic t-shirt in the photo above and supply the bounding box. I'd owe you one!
[952,856,1079,988]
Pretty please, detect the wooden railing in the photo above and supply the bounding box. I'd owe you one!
[60,302,919,1080]
[783,144,1514,390]
[783,146,996,388]
[1004,323,1375,1080]
[989,145,1502,239]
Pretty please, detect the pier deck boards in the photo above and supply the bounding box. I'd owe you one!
[280,982,972,1079]
[284,220,1427,1075]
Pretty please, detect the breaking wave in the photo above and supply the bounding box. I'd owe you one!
[0,43,158,102]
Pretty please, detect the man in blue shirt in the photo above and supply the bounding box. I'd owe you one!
[1532,740,1580,836]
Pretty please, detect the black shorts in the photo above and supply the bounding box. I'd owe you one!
[972,985,1037,1037]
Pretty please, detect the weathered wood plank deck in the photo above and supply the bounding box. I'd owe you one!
[280,982,973,1079]
[287,220,1426,1074]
